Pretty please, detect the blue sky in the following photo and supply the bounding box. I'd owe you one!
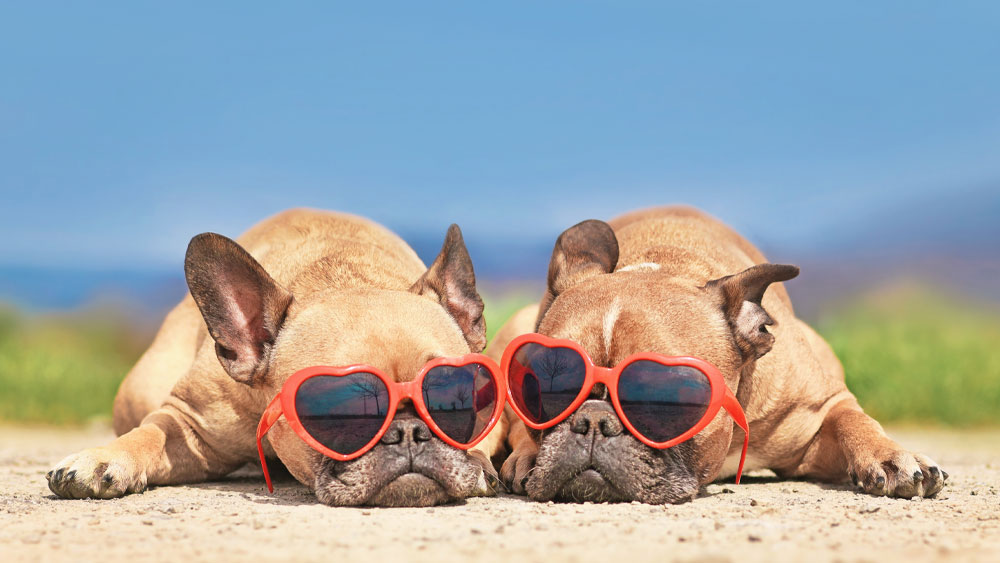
[2,2,999,270]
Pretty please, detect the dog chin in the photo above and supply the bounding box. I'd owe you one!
[367,473,451,507]
[525,428,702,504]
[554,469,628,503]
[312,446,486,507]
[314,467,460,507]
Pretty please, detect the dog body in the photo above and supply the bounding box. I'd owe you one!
[496,207,946,502]
[48,208,500,506]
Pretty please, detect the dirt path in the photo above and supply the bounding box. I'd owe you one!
[2,425,998,562]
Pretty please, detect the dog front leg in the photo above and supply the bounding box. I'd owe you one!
[47,406,242,499]
[499,407,540,495]
[790,396,947,498]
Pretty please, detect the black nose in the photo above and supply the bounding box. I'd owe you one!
[569,400,623,437]
[380,414,433,446]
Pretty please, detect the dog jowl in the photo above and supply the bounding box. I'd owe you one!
[46,209,504,507]
[495,207,947,503]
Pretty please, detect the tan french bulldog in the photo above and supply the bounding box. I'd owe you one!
[491,206,947,503]
[46,209,505,506]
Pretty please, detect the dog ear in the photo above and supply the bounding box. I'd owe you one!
[537,220,619,323]
[410,224,486,352]
[707,263,799,361]
[185,233,293,385]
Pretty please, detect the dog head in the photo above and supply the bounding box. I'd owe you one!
[184,224,493,507]
[523,219,797,503]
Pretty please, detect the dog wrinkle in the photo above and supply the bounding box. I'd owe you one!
[314,437,485,506]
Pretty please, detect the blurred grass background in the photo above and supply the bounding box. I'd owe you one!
[817,285,1000,427]
[0,306,148,425]
[1,284,998,427]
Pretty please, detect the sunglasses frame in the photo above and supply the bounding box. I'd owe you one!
[256,354,506,492]
[501,333,749,482]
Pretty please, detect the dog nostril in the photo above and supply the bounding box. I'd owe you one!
[412,424,432,442]
[570,415,590,435]
[598,416,621,437]
[381,427,403,445]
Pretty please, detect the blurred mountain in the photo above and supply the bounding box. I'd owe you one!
[1,187,996,322]
[0,266,187,324]
[771,186,1000,319]
[407,235,554,285]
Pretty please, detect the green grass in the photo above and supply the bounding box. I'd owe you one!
[482,289,537,347]
[816,286,1000,427]
[0,307,145,425]
[1,285,998,427]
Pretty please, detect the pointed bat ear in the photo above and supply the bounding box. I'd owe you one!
[537,219,619,323]
[410,224,486,352]
[707,263,799,360]
[185,233,293,385]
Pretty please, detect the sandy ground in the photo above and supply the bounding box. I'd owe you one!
[1,425,998,563]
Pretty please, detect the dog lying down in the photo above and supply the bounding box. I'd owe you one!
[46,206,946,506]
[489,207,946,504]
[47,209,507,507]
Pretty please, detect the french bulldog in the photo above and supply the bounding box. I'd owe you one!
[46,209,505,506]
[493,206,947,503]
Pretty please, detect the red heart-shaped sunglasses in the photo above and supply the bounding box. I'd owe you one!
[256,355,506,492]
[500,333,749,483]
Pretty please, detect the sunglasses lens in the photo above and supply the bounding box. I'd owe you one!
[617,361,712,443]
[422,363,497,445]
[294,373,389,455]
[508,343,587,425]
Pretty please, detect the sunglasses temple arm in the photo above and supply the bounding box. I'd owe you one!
[256,395,285,493]
[721,388,750,485]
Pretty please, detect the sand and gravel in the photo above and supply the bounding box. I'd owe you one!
[2,424,998,562]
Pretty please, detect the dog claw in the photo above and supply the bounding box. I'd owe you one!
[47,448,146,499]
[486,473,499,489]
[852,451,946,498]
[488,473,510,494]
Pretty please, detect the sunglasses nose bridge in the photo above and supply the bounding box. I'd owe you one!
[592,366,616,386]
[397,379,420,400]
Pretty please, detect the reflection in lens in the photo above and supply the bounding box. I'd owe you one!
[295,373,389,455]
[422,364,497,444]
[617,361,711,443]
[508,343,587,424]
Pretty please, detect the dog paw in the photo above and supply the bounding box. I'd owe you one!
[467,450,503,496]
[500,444,537,495]
[849,449,947,498]
[47,447,147,499]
